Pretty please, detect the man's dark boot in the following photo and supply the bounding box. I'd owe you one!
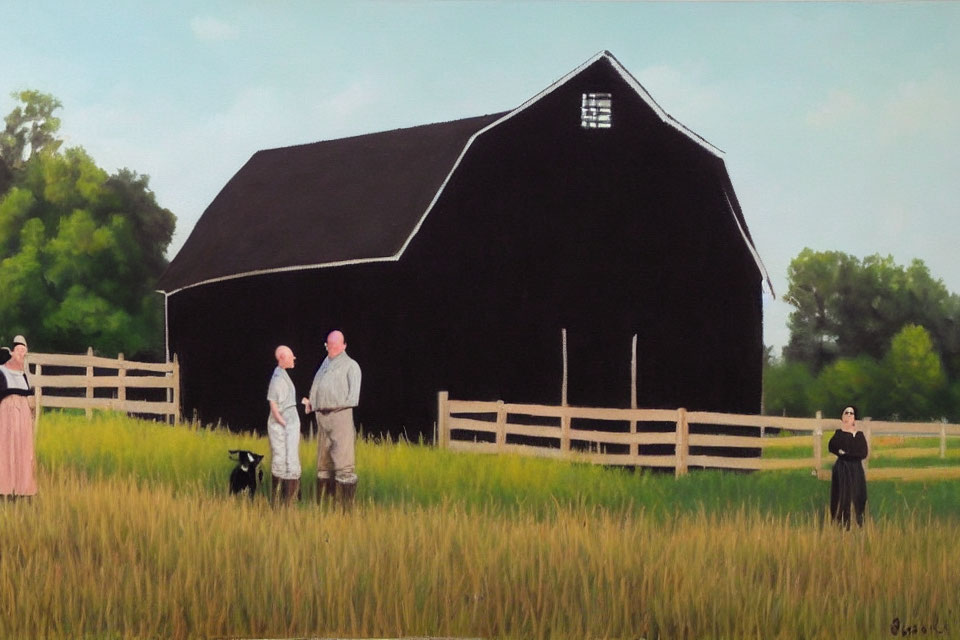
[316,477,336,505]
[285,477,301,504]
[336,480,357,511]
[271,474,283,505]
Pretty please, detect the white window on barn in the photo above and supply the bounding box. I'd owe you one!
[581,92,612,129]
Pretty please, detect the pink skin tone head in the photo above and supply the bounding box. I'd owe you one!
[8,343,27,370]
[275,345,295,369]
[300,332,346,412]
[325,331,346,358]
[841,406,857,431]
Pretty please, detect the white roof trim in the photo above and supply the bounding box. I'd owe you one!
[158,255,399,296]
[163,292,169,361]
[723,191,775,299]
[163,51,736,297]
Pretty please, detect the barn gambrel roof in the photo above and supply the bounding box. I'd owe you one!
[158,50,772,296]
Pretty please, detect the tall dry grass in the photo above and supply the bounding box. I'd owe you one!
[3,467,960,639]
[4,412,958,638]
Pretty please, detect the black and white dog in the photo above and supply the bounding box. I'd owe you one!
[228,449,264,498]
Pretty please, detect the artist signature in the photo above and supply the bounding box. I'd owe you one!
[890,617,949,636]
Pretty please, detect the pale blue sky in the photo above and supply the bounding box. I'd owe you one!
[3,1,958,352]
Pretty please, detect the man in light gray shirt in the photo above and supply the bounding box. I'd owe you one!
[267,345,301,504]
[303,330,361,507]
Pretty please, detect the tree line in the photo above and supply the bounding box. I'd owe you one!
[765,249,960,422]
[0,90,175,359]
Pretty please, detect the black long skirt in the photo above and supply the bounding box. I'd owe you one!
[830,458,867,528]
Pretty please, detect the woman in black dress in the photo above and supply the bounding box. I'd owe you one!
[828,405,868,528]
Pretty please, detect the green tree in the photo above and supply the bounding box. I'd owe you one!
[762,358,815,417]
[946,381,960,423]
[0,92,175,358]
[0,90,63,175]
[807,355,884,420]
[783,249,960,379]
[781,249,857,370]
[878,324,948,421]
[774,249,960,420]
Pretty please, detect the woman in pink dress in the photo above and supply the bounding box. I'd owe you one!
[0,335,37,500]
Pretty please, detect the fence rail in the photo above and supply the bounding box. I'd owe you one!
[26,348,180,424]
[437,392,960,480]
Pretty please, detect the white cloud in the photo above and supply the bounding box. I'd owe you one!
[197,80,386,148]
[804,89,861,129]
[804,72,959,142]
[207,87,282,138]
[878,71,959,143]
[300,79,386,138]
[190,16,240,42]
[317,80,381,120]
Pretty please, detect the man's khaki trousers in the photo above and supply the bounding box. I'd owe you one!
[315,408,357,484]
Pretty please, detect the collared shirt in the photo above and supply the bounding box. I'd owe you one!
[267,366,297,411]
[308,352,361,410]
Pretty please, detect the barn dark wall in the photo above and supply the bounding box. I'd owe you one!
[167,57,762,439]
[397,60,762,415]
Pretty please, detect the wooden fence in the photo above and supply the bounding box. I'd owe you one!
[25,348,180,425]
[437,392,960,480]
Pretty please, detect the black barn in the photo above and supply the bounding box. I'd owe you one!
[157,51,772,439]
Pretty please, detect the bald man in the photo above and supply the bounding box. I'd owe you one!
[267,345,301,504]
[303,330,362,508]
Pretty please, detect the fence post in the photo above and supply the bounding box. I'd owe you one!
[117,352,126,412]
[561,328,568,407]
[172,354,180,425]
[496,400,506,452]
[560,329,570,457]
[437,391,448,449]
[560,406,571,456]
[813,410,823,478]
[941,424,947,459]
[85,346,94,419]
[630,334,638,462]
[33,363,43,430]
[675,408,688,477]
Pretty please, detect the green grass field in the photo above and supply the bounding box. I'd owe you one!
[2,412,959,639]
